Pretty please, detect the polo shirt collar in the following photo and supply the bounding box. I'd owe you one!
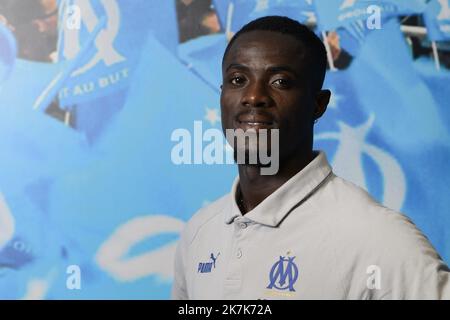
[224,150,332,227]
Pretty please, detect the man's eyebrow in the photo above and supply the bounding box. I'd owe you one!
[266,65,298,76]
[225,63,299,76]
[225,63,250,72]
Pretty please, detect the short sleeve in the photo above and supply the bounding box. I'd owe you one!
[171,229,189,300]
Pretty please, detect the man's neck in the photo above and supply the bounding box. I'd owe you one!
[237,150,315,213]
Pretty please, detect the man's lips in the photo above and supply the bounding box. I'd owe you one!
[236,114,275,126]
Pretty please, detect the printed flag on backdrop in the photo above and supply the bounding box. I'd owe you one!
[0,189,70,299]
[424,0,450,41]
[178,33,228,90]
[314,0,427,41]
[0,22,69,113]
[41,34,235,299]
[414,57,450,126]
[0,20,90,300]
[212,0,230,30]
[0,24,89,195]
[57,0,179,142]
[0,101,88,196]
[0,71,89,300]
[0,23,16,84]
[57,0,179,107]
[213,0,314,34]
[0,83,89,297]
[0,59,69,112]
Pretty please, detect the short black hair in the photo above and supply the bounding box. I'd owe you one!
[222,16,327,92]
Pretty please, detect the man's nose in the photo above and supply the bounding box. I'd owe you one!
[240,81,272,108]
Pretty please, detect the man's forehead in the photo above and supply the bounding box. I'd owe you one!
[238,30,304,47]
[223,31,306,70]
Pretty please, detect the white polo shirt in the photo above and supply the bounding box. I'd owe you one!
[172,151,450,300]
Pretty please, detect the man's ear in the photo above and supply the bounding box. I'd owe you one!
[314,89,331,121]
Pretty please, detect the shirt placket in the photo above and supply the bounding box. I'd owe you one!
[222,216,251,299]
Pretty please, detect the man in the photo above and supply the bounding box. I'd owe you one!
[172,16,450,299]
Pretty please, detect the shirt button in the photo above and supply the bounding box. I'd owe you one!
[236,249,242,259]
[239,222,247,229]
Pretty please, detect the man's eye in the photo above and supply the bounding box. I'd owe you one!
[230,76,246,85]
[272,79,291,88]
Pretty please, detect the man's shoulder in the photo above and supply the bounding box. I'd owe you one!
[323,174,380,209]
[323,174,441,261]
[180,193,230,246]
[323,174,400,221]
[322,176,449,299]
[190,193,230,225]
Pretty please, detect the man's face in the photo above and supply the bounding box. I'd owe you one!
[221,30,323,164]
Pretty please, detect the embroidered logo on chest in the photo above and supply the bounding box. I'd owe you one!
[197,252,220,273]
[266,254,299,292]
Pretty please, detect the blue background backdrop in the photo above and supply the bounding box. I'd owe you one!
[0,0,449,299]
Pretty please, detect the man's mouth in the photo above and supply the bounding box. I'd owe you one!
[239,121,273,125]
[235,114,275,128]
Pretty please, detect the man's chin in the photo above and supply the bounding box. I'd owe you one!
[233,146,272,165]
